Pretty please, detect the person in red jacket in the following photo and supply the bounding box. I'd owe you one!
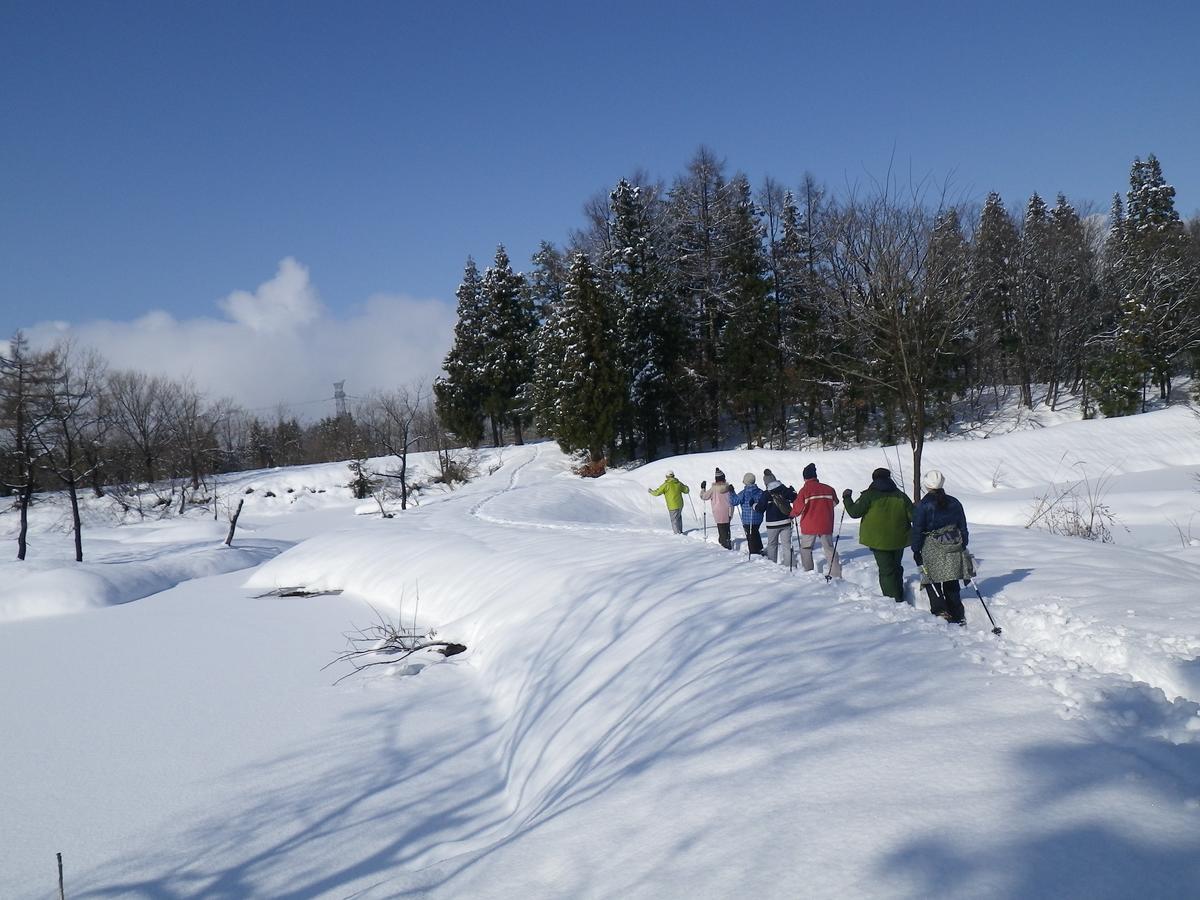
[790,463,842,579]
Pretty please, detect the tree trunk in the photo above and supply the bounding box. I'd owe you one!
[68,478,83,562]
[17,479,33,560]
[224,499,245,546]
[399,449,409,511]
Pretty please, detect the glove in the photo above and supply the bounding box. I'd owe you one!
[842,489,852,501]
[647,488,653,494]
[913,551,923,566]
[701,480,707,490]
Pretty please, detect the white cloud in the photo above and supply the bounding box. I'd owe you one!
[217,257,322,333]
[24,259,456,417]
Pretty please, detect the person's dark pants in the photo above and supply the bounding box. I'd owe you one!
[717,522,732,550]
[871,548,906,601]
[743,524,764,555]
[925,580,965,622]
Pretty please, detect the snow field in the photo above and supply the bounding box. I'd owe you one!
[2,408,1200,897]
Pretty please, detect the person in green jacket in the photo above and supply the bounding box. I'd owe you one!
[843,467,914,602]
[649,470,690,534]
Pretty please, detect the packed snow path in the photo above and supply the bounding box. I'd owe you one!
[3,409,1200,898]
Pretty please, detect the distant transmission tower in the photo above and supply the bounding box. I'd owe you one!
[333,381,348,418]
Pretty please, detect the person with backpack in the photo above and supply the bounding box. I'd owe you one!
[843,467,913,602]
[648,471,690,534]
[700,468,734,549]
[728,473,766,555]
[790,463,842,579]
[755,468,797,567]
[911,469,970,624]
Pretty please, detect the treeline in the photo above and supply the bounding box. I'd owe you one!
[435,149,1200,492]
[0,335,445,560]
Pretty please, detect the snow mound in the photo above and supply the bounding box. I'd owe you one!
[0,542,284,622]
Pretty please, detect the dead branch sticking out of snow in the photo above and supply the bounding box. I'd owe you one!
[324,603,465,685]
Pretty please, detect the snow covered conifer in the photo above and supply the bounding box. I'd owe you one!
[478,246,536,446]
[434,258,488,448]
[551,252,625,466]
[608,178,681,461]
[971,194,1021,399]
[529,243,571,438]
[718,174,773,446]
[1015,193,1053,406]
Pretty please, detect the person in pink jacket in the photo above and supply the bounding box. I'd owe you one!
[790,463,842,578]
[700,468,734,550]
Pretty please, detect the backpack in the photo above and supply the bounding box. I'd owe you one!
[769,486,794,517]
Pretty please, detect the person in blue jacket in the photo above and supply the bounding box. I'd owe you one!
[910,469,970,624]
[728,473,765,555]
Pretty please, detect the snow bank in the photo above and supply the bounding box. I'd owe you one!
[0,541,283,621]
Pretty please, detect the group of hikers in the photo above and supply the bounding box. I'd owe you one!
[649,464,972,625]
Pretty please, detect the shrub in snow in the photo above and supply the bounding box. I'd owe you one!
[325,604,465,685]
[1025,464,1121,543]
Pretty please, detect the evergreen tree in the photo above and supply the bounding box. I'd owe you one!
[528,244,571,438]
[1016,192,1053,406]
[1045,194,1098,408]
[923,208,973,430]
[718,174,773,446]
[434,258,488,447]
[971,194,1021,400]
[551,253,625,466]
[478,246,536,445]
[1118,155,1199,401]
[609,178,682,461]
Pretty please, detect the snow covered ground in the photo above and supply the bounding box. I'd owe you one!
[3,408,1200,898]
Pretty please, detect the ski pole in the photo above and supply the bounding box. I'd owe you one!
[967,579,1003,635]
[826,506,846,583]
[703,510,708,541]
[687,491,700,524]
[790,519,799,572]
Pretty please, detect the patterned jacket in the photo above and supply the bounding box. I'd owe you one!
[727,484,765,526]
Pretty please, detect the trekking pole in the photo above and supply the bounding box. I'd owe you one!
[967,579,1003,636]
[826,507,846,583]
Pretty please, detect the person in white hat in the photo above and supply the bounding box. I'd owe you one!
[648,470,690,534]
[910,469,970,624]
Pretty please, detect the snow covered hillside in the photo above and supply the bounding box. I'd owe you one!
[3,409,1200,898]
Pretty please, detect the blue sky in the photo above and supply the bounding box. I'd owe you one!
[2,0,1197,406]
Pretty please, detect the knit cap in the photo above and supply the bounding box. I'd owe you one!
[714,467,726,481]
[742,473,756,485]
[872,467,891,481]
[763,468,776,484]
[922,469,945,490]
[802,463,817,480]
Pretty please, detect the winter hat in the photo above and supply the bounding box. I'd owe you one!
[871,467,891,482]
[763,468,776,484]
[742,472,756,485]
[922,469,945,491]
[714,467,726,481]
[666,470,675,478]
[802,463,817,480]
